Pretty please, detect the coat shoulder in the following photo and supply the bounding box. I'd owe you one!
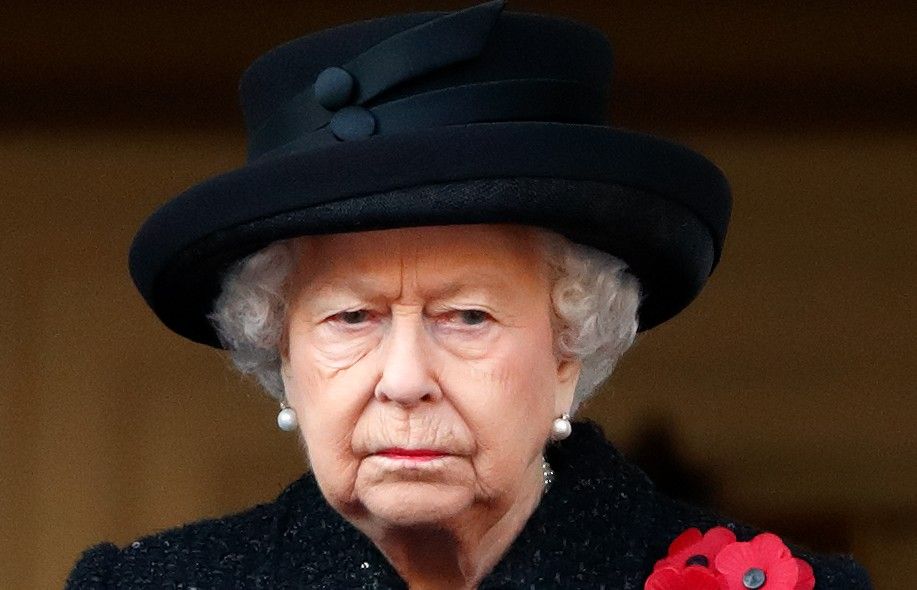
[537,420,874,590]
[653,494,873,589]
[65,481,298,589]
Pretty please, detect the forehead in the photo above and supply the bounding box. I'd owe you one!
[292,224,548,296]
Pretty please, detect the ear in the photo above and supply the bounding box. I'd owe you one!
[554,356,581,416]
[278,316,292,362]
[279,346,295,396]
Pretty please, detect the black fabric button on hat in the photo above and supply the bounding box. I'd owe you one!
[330,106,376,140]
[314,66,355,110]
[128,0,733,347]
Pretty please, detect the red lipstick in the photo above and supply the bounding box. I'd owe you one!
[376,448,446,460]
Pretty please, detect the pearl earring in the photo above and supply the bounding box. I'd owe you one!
[276,400,298,432]
[550,413,572,441]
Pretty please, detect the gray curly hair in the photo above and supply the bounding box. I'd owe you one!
[209,223,641,414]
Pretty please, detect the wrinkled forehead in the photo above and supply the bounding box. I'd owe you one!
[289,224,550,300]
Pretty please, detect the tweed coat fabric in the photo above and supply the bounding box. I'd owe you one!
[66,421,872,589]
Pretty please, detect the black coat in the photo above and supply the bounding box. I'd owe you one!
[66,421,872,589]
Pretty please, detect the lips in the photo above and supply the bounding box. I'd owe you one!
[375,448,447,460]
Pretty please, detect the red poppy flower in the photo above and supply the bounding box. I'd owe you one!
[654,526,738,572]
[645,566,720,590]
[714,533,815,590]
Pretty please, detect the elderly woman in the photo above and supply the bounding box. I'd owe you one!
[67,2,872,589]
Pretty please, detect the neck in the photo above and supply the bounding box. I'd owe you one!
[364,457,546,590]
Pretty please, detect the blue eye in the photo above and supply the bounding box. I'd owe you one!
[458,309,489,325]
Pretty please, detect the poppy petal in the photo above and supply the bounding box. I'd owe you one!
[767,557,801,588]
[645,567,682,590]
[645,566,720,590]
[684,567,720,590]
[669,528,704,554]
[750,533,792,564]
[705,527,738,548]
[715,541,760,577]
[794,558,815,590]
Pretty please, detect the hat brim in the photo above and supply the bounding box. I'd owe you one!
[129,121,730,346]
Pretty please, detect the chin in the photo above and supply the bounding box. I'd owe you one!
[360,481,473,527]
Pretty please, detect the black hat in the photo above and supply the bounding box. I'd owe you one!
[129,0,731,347]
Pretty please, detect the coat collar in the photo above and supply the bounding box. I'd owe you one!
[266,419,668,588]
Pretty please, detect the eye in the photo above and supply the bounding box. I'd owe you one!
[459,309,489,325]
[332,310,372,324]
[453,309,491,326]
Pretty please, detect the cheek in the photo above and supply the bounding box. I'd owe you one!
[446,324,559,479]
[489,322,558,412]
[285,339,378,508]
[485,347,558,435]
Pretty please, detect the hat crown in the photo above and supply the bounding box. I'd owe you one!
[128,1,730,347]
[238,4,613,160]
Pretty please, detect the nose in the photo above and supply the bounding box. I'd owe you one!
[374,312,442,407]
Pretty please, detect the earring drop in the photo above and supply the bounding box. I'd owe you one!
[550,413,572,441]
[276,400,298,432]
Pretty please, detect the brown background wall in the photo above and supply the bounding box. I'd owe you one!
[1,2,914,588]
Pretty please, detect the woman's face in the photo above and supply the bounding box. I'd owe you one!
[281,224,580,530]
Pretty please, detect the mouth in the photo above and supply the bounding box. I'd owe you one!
[374,448,449,461]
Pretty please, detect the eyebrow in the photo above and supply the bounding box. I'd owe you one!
[307,271,513,302]
[307,276,398,302]
[423,274,509,300]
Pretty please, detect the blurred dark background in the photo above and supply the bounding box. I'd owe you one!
[1,2,914,587]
